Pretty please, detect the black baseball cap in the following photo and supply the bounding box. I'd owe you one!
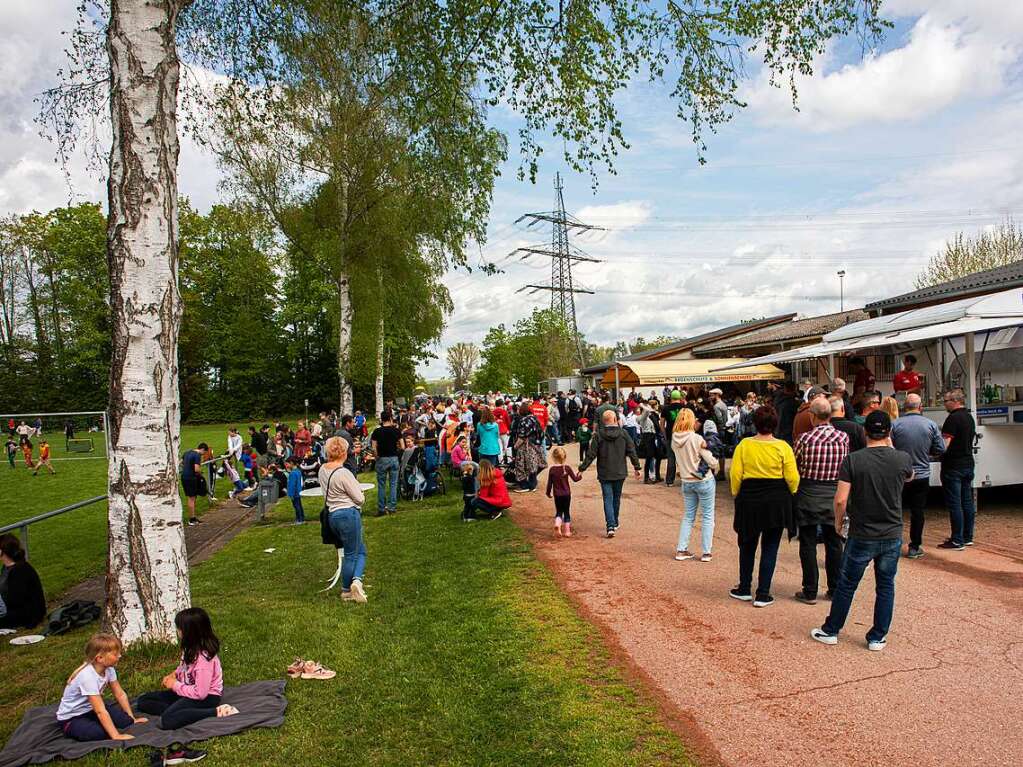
[864,410,891,439]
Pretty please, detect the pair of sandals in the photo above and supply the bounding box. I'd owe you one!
[286,658,336,680]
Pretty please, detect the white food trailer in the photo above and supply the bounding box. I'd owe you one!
[712,287,1023,488]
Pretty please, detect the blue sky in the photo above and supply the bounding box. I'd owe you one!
[3,1,1022,380]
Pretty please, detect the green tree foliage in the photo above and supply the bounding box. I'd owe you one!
[0,199,439,418]
[473,309,577,393]
[178,201,288,421]
[0,204,108,411]
[915,219,1023,288]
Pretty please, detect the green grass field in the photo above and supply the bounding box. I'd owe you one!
[1,468,697,766]
[0,422,242,597]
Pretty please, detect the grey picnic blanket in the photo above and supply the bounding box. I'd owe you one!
[0,680,287,767]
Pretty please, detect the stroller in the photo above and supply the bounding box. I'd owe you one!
[399,444,446,501]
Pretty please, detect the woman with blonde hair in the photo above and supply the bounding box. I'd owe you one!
[881,396,900,423]
[670,408,719,562]
[318,437,368,603]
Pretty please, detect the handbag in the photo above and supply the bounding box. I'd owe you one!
[319,468,343,547]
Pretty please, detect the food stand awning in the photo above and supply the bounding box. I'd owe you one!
[601,359,785,388]
[709,287,1023,372]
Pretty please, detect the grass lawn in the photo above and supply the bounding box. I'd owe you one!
[0,422,269,597]
[1,479,698,766]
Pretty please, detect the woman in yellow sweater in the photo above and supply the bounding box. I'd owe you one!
[729,405,799,607]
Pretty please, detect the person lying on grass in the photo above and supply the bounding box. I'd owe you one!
[136,607,238,731]
[56,633,147,741]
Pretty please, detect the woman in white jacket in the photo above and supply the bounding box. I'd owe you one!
[670,408,719,562]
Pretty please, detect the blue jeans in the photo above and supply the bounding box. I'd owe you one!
[737,527,783,598]
[62,701,133,741]
[678,476,716,554]
[291,496,305,523]
[599,479,624,530]
[328,507,367,589]
[822,537,901,643]
[941,466,975,545]
[376,456,399,513]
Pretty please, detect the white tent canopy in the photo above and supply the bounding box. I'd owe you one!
[710,287,1023,372]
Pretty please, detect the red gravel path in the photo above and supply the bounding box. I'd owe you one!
[510,465,1023,767]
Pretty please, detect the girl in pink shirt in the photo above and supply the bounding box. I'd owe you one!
[136,607,237,731]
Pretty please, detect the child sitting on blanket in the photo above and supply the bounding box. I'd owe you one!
[56,633,147,741]
[136,608,238,733]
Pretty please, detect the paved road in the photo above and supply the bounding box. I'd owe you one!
[510,464,1023,767]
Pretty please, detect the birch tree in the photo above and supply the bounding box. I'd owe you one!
[104,0,191,643]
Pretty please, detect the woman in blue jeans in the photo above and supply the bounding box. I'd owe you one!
[318,437,368,604]
[670,409,719,562]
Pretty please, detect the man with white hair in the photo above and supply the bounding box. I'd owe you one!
[891,393,945,558]
[832,377,851,417]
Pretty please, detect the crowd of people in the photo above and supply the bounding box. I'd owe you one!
[390,354,975,652]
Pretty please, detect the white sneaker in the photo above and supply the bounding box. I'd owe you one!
[811,628,838,645]
[350,579,368,603]
[867,638,887,652]
[674,550,694,561]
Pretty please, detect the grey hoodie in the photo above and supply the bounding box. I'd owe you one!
[579,425,641,481]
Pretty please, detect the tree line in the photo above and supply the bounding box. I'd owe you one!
[0,201,443,420]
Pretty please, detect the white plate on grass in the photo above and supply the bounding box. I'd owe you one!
[300,486,323,497]
[10,635,46,645]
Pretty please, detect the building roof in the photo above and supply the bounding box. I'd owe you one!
[693,309,868,354]
[600,359,785,387]
[865,259,1023,315]
[578,313,795,375]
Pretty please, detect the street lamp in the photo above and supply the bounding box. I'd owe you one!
[837,270,846,312]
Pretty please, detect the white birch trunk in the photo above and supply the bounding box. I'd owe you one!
[104,0,190,644]
[374,269,384,417]
[337,270,353,414]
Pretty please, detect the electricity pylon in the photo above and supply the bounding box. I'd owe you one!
[513,173,603,366]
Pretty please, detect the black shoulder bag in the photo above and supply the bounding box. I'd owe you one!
[319,468,343,547]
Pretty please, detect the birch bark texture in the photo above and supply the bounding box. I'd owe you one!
[374,268,384,417]
[337,270,353,415]
[105,0,191,644]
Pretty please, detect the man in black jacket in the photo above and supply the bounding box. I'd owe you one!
[579,410,641,538]
[829,395,866,452]
[774,381,799,444]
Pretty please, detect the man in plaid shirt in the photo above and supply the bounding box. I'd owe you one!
[793,397,850,604]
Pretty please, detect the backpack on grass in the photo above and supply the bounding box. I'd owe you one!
[44,600,101,636]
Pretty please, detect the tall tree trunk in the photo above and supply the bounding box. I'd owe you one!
[22,246,51,370]
[374,268,384,417]
[104,0,190,644]
[337,269,353,414]
[43,253,66,368]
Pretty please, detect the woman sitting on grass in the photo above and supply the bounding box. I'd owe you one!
[464,460,511,521]
[0,533,46,630]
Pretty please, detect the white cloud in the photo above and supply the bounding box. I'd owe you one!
[0,0,224,214]
[744,15,1017,131]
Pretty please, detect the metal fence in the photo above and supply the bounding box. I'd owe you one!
[0,495,107,560]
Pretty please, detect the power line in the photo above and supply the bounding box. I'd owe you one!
[512,173,602,366]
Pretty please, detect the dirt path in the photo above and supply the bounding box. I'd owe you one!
[61,499,258,604]
[510,464,1023,767]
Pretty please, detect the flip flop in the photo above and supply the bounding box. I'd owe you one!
[216,704,240,717]
[300,660,336,680]
[286,658,305,678]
